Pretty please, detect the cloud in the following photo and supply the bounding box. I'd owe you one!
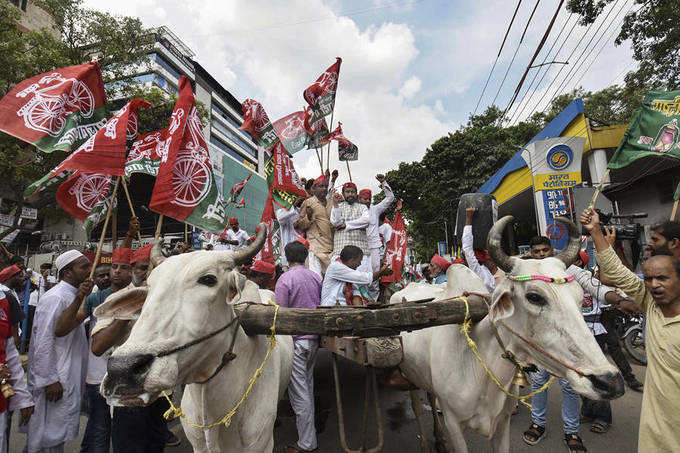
[399,76,422,99]
[434,99,446,114]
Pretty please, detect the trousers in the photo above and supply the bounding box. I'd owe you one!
[601,314,634,378]
[368,248,382,300]
[81,383,111,453]
[288,339,319,451]
[111,398,167,453]
[530,369,580,434]
[581,334,612,424]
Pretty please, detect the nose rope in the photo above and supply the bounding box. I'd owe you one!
[459,296,554,410]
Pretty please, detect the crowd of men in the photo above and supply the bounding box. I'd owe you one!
[0,170,677,453]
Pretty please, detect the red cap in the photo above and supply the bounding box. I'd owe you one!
[0,265,22,283]
[451,258,465,264]
[358,189,372,199]
[296,237,310,249]
[342,182,357,191]
[473,249,490,263]
[430,254,451,271]
[132,244,153,264]
[251,260,275,275]
[112,248,132,264]
[579,250,590,267]
[229,217,239,225]
[313,175,328,186]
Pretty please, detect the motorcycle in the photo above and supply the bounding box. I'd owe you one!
[609,309,646,366]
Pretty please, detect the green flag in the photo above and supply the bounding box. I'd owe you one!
[608,89,680,169]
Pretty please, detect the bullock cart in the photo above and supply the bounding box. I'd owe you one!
[235,294,489,453]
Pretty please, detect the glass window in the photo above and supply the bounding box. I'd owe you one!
[210,136,257,171]
[151,53,181,80]
[210,119,256,158]
[211,103,242,128]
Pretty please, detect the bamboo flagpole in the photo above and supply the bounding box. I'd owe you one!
[345,160,352,182]
[315,148,324,174]
[81,177,121,308]
[120,178,143,244]
[325,110,335,173]
[184,223,188,244]
[154,214,164,240]
[671,200,679,221]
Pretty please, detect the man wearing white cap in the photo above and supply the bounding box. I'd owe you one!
[26,250,91,453]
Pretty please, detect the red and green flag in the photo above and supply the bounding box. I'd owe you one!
[381,209,407,284]
[608,89,680,169]
[239,99,279,149]
[303,58,341,124]
[273,111,309,154]
[149,76,228,234]
[56,171,114,222]
[124,128,168,178]
[0,62,107,152]
[230,173,252,202]
[264,141,307,208]
[320,123,359,161]
[303,106,330,149]
[255,190,277,264]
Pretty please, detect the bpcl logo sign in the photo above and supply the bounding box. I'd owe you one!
[546,144,573,171]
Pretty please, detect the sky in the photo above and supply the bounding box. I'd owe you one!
[83,0,636,193]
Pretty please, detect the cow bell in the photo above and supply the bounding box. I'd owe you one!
[512,367,529,388]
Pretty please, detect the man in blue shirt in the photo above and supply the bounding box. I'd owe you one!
[429,254,450,284]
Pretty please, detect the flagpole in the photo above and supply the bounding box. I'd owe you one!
[154,214,164,240]
[112,209,118,249]
[243,199,247,232]
[82,177,120,308]
[120,178,143,244]
[589,168,611,208]
[184,223,188,244]
[345,160,352,182]
[315,148,324,174]
[671,200,679,221]
[326,110,335,173]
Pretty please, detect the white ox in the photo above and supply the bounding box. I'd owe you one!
[99,227,293,453]
[391,216,624,453]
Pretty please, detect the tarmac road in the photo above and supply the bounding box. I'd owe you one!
[11,349,645,452]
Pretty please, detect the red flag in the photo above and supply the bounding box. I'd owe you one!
[0,62,107,152]
[320,122,350,145]
[303,58,341,109]
[230,173,252,202]
[255,190,276,264]
[56,171,114,221]
[53,98,150,177]
[381,210,407,284]
[124,128,169,178]
[272,111,309,154]
[239,99,278,149]
[266,141,307,197]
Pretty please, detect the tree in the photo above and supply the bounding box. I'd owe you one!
[384,107,541,260]
[567,0,680,91]
[0,0,155,241]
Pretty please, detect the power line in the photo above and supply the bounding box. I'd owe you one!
[490,0,542,108]
[519,0,621,121]
[507,13,578,125]
[473,0,524,115]
[537,0,627,113]
[502,0,566,121]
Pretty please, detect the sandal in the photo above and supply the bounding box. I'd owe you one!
[522,423,546,446]
[564,433,587,452]
[590,421,610,434]
[285,445,318,453]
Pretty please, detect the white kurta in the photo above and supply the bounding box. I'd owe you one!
[26,281,88,452]
[462,225,495,292]
[366,181,394,250]
[215,228,249,251]
[275,207,301,266]
[0,337,33,453]
[320,260,373,306]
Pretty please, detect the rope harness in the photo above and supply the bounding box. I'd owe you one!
[161,302,280,429]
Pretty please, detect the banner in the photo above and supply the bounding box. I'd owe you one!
[608,89,680,169]
[303,57,341,124]
[0,62,107,152]
[149,76,227,234]
[521,137,585,191]
[381,210,407,284]
[255,190,276,264]
[264,141,307,202]
[56,171,114,222]
[273,111,309,154]
[338,140,359,161]
[239,99,279,149]
[53,98,149,176]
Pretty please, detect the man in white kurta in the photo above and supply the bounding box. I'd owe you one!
[0,337,34,453]
[26,250,91,453]
[275,205,301,267]
[358,175,394,299]
[215,217,250,251]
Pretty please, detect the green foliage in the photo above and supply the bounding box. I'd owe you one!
[567,0,680,90]
[384,107,541,260]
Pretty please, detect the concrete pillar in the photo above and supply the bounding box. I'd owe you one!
[587,148,611,186]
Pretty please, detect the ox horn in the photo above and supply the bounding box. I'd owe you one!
[150,238,167,268]
[486,215,517,272]
[232,222,267,265]
[553,216,581,267]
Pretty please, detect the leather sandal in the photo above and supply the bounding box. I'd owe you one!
[285,445,318,453]
[564,433,587,452]
[590,421,610,434]
[522,423,545,446]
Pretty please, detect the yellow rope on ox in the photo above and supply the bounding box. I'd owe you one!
[458,296,554,409]
[162,302,280,429]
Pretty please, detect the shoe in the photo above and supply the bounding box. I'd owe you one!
[625,376,643,392]
[285,444,318,453]
[165,431,181,447]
